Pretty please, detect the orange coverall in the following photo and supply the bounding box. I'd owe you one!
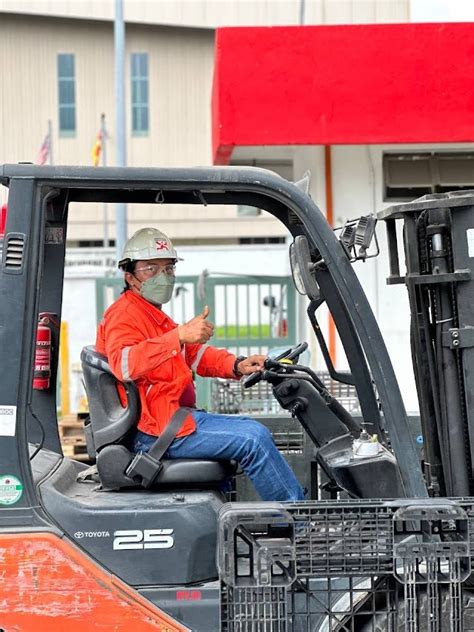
[96,290,238,438]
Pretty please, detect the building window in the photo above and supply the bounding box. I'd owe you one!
[239,237,286,244]
[383,152,474,201]
[131,53,149,135]
[57,53,76,135]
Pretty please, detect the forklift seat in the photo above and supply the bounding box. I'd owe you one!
[80,346,236,490]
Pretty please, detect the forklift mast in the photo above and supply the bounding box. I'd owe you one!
[380,191,474,498]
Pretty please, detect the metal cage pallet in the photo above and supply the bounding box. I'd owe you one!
[218,499,474,631]
[211,371,361,417]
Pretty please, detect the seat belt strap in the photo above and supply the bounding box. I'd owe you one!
[125,406,194,487]
[147,406,193,462]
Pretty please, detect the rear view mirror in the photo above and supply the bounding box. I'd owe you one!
[289,235,320,301]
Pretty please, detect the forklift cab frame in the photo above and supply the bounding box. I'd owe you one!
[0,164,425,630]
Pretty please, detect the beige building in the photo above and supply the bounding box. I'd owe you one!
[0,0,409,245]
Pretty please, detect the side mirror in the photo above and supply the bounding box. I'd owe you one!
[289,235,320,301]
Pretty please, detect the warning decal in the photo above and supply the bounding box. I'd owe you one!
[0,405,16,436]
[0,474,23,505]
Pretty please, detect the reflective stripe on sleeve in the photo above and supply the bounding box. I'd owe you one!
[121,346,132,381]
[191,344,209,372]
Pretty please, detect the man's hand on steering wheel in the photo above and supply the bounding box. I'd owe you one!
[241,342,309,389]
[236,355,266,376]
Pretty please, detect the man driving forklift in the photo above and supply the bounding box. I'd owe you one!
[95,227,305,501]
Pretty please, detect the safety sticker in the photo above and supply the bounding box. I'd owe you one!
[467,228,474,257]
[0,474,23,505]
[0,405,16,436]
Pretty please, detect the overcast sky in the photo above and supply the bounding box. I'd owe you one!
[410,0,474,21]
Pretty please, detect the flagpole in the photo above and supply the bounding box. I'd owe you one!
[114,0,127,266]
[48,119,53,165]
[101,113,109,248]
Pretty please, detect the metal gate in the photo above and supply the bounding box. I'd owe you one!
[95,274,296,408]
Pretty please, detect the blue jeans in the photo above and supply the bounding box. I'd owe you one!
[132,410,305,502]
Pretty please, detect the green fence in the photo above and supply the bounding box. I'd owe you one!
[95,274,296,408]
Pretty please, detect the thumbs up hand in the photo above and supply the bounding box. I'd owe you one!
[178,305,214,344]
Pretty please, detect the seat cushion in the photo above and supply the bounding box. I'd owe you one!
[156,458,238,486]
[97,444,237,490]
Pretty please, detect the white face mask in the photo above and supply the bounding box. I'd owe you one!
[139,273,175,306]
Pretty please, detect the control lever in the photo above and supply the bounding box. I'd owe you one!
[264,358,285,371]
[262,369,283,384]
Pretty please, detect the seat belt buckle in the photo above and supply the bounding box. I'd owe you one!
[125,452,163,488]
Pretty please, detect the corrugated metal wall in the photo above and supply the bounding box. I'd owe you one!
[0,13,290,242]
[0,1,410,243]
[0,1,410,28]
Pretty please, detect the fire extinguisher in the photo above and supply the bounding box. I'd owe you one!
[33,312,58,390]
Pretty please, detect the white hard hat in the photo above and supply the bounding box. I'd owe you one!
[118,227,181,268]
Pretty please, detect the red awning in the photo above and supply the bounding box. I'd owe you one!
[212,22,474,164]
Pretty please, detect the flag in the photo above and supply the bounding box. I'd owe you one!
[91,130,103,167]
[36,131,50,165]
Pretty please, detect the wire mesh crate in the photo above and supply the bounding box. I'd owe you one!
[211,371,361,417]
[228,417,313,502]
[218,499,474,631]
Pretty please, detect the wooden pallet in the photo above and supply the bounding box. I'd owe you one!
[62,442,91,463]
[59,415,86,441]
[59,414,91,462]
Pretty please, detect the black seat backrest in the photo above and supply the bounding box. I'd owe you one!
[79,345,237,490]
[80,346,139,453]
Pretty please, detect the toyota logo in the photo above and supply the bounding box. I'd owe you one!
[74,531,84,539]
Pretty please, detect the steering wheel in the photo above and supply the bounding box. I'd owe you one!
[242,367,265,389]
[242,342,308,389]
